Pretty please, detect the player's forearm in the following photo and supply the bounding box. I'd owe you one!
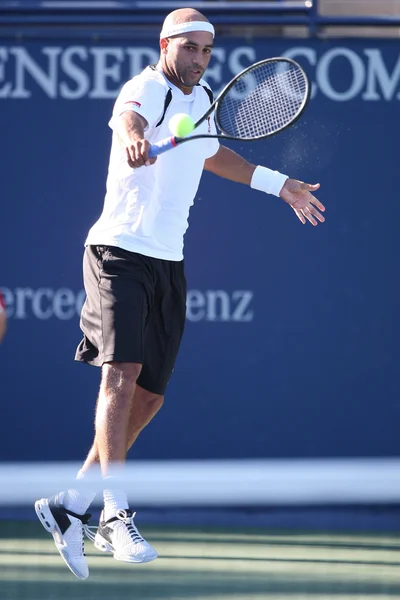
[115,111,147,146]
[204,145,256,185]
[205,144,289,198]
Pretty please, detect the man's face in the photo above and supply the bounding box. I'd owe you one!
[165,31,214,87]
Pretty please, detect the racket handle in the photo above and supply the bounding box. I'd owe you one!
[148,136,178,158]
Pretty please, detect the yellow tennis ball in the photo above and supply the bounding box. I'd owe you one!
[169,113,195,138]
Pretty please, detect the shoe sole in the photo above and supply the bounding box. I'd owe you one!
[35,498,89,580]
[94,533,158,564]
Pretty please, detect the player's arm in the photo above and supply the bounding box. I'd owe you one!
[0,294,7,343]
[204,145,256,184]
[204,145,325,226]
[113,111,156,169]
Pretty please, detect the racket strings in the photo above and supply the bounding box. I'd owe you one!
[217,61,308,139]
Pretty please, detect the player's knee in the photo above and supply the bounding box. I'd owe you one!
[151,394,164,412]
[131,392,164,437]
[138,391,165,423]
[140,390,164,411]
[101,362,142,395]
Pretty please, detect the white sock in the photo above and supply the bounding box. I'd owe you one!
[103,476,129,522]
[63,470,97,516]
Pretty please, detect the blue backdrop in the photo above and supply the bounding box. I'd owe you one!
[1,38,399,461]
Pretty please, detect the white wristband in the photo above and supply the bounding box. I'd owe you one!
[250,165,288,197]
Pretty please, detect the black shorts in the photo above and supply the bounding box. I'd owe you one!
[75,245,187,395]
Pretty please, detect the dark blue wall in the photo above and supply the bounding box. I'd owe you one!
[1,38,399,461]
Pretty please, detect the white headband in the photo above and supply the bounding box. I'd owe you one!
[160,21,215,39]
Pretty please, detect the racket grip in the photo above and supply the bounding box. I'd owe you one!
[148,136,178,158]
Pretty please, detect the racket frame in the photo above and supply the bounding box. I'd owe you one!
[214,57,311,140]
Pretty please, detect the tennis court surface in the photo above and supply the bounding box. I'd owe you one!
[2,516,400,600]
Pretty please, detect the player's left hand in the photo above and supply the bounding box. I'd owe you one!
[280,179,325,226]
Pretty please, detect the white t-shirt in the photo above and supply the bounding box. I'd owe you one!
[85,66,220,261]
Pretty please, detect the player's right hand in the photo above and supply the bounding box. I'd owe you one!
[126,139,157,169]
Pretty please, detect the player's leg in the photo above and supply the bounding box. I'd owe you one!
[76,383,163,519]
[77,383,163,563]
[81,384,164,472]
[94,361,141,468]
[92,361,140,521]
[85,360,159,563]
[35,245,153,578]
[92,385,165,563]
[52,363,142,520]
[124,384,165,448]
[93,257,187,564]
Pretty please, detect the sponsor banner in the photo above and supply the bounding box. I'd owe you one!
[0,42,399,101]
[0,287,254,323]
[1,37,399,462]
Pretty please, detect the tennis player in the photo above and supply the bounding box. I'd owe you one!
[35,7,326,580]
[0,292,6,343]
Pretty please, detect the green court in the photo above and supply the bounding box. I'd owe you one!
[2,521,400,599]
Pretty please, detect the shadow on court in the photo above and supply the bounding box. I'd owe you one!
[1,521,400,599]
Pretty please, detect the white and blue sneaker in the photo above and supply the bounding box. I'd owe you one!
[92,509,158,564]
[35,493,91,580]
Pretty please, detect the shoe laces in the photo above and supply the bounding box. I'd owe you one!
[80,525,85,556]
[64,510,91,557]
[83,524,97,543]
[64,517,87,557]
[115,509,145,543]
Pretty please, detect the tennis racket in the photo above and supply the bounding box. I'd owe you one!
[148,57,310,158]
